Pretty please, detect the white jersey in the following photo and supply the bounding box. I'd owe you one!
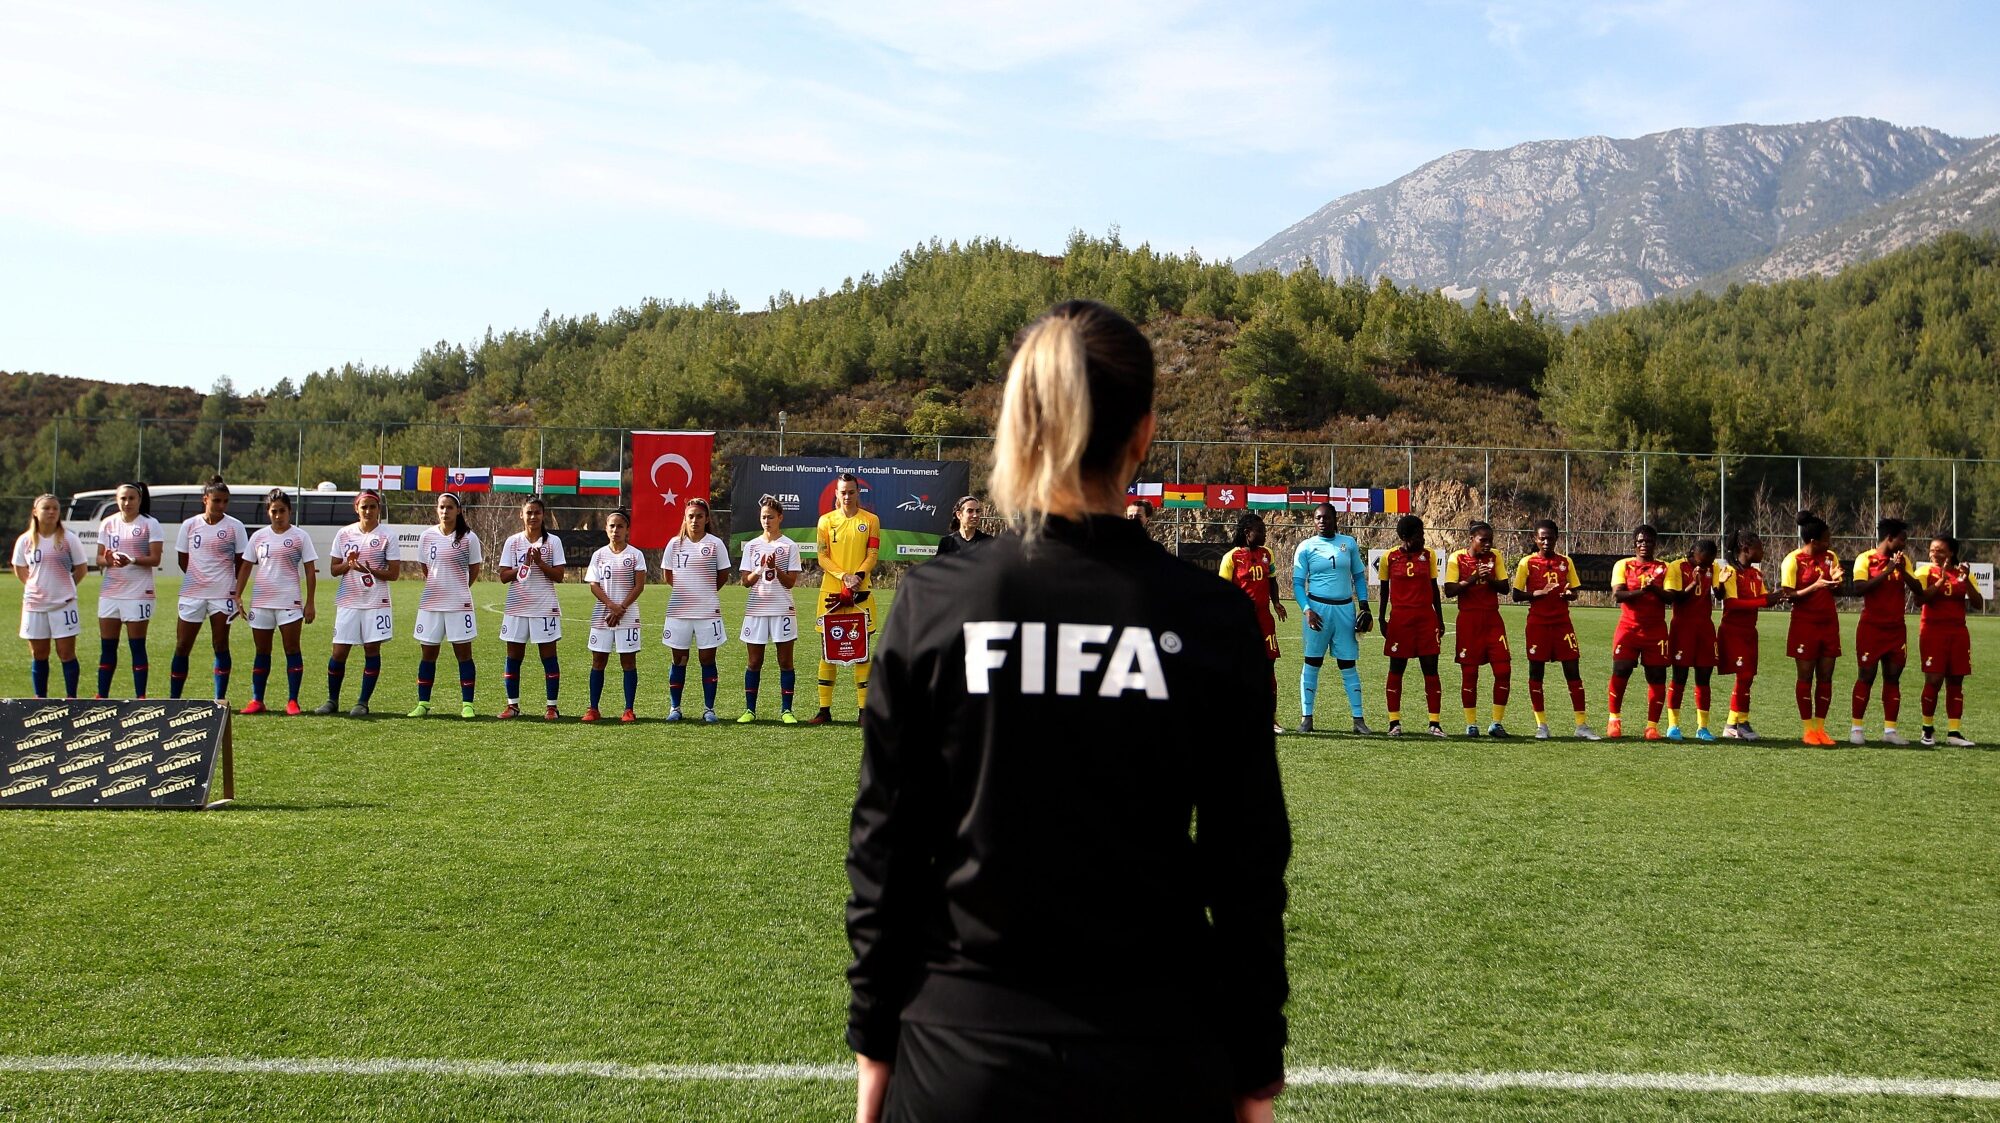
[96,514,163,601]
[175,515,249,601]
[588,545,646,627]
[416,528,484,612]
[12,529,85,611]
[664,533,731,620]
[740,535,800,617]
[246,525,317,610]
[331,523,399,610]
[500,532,566,618]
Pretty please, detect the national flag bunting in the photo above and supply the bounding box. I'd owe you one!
[1380,487,1412,513]
[400,466,422,491]
[1125,481,1163,507]
[493,468,536,494]
[1246,487,1287,511]
[376,466,403,491]
[359,465,385,490]
[536,468,579,495]
[631,431,715,550]
[1288,489,1330,510]
[578,470,620,496]
[1162,485,1205,509]
[447,467,491,493]
[1206,484,1246,509]
[413,466,447,491]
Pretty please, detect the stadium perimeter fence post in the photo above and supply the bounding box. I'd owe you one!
[216,419,225,475]
[1252,447,1259,486]
[1874,461,1881,531]
[50,418,60,494]
[1952,461,1959,538]
[1483,449,1491,522]
[1796,457,1803,514]
[1718,455,1727,547]
[296,423,304,495]
[1562,453,1570,533]
[135,418,144,480]
[1640,453,1648,522]
[1405,446,1413,493]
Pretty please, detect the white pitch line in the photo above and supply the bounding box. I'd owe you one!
[0,1054,1996,1099]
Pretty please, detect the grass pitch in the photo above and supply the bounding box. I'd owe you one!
[2,577,1997,1121]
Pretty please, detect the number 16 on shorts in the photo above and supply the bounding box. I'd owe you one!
[590,625,643,653]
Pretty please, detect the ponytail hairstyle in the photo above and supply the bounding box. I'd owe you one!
[263,487,294,516]
[605,507,632,541]
[117,481,152,518]
[1797,510,1828,546]
[26,493,60,538]
[439,492,468,542]
[677,497,711,546]
[1877,516,1908,544]
[991,300,1154,539]
[1728,527,1760,559]
[1468,519,1493,546]
[1231,511,1266,549]
[354,489,383,513]
[202,475,230,500]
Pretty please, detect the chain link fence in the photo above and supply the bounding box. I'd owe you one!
[18,416,1997,592]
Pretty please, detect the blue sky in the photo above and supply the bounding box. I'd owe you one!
[4,0,1997,392]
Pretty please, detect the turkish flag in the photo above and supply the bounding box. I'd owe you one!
[630,431,714,550]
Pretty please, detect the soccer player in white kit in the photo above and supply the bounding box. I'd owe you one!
[95,482,163,697]
[235,489,318,715]
[585,508,646,723]
[737,494,802,723]
[317,490,399,717]
[409,493,484,719]
[660,498,732,723]
[498,496,566,720]
[171,477,250,700]
[12,494,88,698]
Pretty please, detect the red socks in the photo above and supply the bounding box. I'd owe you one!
[1566,677,1586,714]
[1883,684,1900,724]
[1731,675,1753,716]
[1795,680,1812,720]
[1851,681,1870,722]
[1461,668,1478,709]
[1491,667,1511,708]
[1386,672,1403,716]
[1423,674,1441,715]
[1528,677,1546,714]
[1645,682,1665,723]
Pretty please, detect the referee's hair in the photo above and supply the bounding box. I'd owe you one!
[991,300,1154,539]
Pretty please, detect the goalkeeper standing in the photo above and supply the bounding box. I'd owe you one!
[1292,502,1374,734]
[808,472,879,725]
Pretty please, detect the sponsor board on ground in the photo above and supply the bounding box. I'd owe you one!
[0,700,232,810]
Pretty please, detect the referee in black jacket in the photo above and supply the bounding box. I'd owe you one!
[847,300,1292,1123]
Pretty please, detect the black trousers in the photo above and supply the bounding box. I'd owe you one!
[882,1021,1234,1123]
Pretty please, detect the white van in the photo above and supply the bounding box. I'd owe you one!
[63,484,430,578]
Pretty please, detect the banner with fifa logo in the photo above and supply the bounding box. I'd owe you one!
[728,457,971,559]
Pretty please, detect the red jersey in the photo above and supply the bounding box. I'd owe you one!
[1850,548,1916,625]
[1919,563,1973,628]
[1781,547,1842,625]
[1444,548,1506,628]
[1376,546,1440,615]
[1611,556,1679,634]
[1669,557,1718,630]
[1512,552,1579,623]
[1220,546,1276,616]
[1720,563,1769,628]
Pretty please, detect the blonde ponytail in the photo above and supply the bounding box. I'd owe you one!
[990,301,1154,540]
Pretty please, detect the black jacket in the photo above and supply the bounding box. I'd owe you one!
[846,515,1291,1093]
[932,528,992,557]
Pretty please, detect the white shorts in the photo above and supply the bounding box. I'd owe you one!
[589,623,645,654]
[501,614,564,644]
[246,606,305,630]
[333,607,395,646]
[740,615,799,645]
[19,604,83,641]
[97,597,155,623]
[177,596,237,623]
[413,609,478,645]
[662,616,727,651]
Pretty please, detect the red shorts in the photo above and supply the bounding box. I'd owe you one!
[1523,617,1580,664]
[1671,621,1718,669]
[1254,607,1280,661]
[1718,625,1758,677]
[1453,621,1510,667]
[1611,622,1670,667]
[1853,618,1907,669]
[1383,611,1441,659]
[1787,615,1842,661]
[1919,625,1971,678]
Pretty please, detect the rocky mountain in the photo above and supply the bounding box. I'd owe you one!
[1236,118,1973,319]
[1709,135,2000,288]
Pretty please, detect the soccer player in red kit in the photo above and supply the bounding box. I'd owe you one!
[1444,521,1511,737]
[1718,530,1777,741]
[1915,533,1981,747]
[1847,518,1917,745]
[1220,512,1288,733]
[1781,511,1843,745]
[1663,539,1721,742]
[1607,524,1681,740]
[1511,520,1600,741]
[1377,514,1445,738]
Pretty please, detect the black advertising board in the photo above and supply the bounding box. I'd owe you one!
[1,699,234,810]
[727,456,971,561]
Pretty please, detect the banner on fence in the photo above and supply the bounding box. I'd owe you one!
[632,432,716,551]
[0,699,233,810]
[728,456,969,559]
